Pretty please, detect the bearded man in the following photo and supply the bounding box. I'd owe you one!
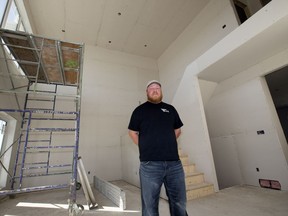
[128,80,188,216]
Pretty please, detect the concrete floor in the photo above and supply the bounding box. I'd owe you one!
[0,181,287,216]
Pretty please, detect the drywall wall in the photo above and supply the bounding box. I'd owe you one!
[204,47,288,190]
[206,77,288,190]
[80,45,158,182]
[172,68,219,189]
[157,0,288,191]
[158,0,238,103]
[121,134,140,188]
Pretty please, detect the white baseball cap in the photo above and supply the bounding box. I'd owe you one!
[146,80,161,88]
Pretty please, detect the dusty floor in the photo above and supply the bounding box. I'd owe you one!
[0,181,288,216]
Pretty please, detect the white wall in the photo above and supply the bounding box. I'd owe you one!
[206,77,288,190]
[80,45,158,182]
[158,0,238,103]
[204,47,288,189]
[157,0,288,192]
[121,134,140,187]
[172,68,219,190]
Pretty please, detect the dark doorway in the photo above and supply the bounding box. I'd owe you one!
[260,0,272,6]
[232,0,272,25]
[233,0,249,24]
[265,66,288,143]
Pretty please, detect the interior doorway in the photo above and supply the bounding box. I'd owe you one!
[232,0,272,24]
[265,65,288,143]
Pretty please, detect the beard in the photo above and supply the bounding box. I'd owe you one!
[147,93,162,104]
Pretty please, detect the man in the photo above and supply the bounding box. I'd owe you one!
[128,80,188,216]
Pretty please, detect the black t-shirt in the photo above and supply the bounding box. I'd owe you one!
[128,101,183,161]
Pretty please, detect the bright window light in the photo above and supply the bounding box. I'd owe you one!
[16,202,68,209]
[98,206,140,213]
[16,202,140,213]
[4,0,19,30]
[0,0,8,24]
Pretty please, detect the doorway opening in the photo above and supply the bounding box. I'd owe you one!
[233,0,250,24]
[232,0,272,24]
[265,65,288,143]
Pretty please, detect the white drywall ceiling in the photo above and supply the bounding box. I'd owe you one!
[24,0,209,59]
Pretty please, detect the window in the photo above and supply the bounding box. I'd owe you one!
[0,0,8,25]
[3,0,19,30]
[1,0,25,31]
[0,119,7,153]
[18,20,25,31]
[0,115,16,189]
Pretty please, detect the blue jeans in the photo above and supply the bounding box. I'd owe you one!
[139,160,188,216]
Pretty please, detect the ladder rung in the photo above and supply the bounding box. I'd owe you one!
[22,164,72,170]
[26,145,75,149]
[21,128,76,132]
[20,140,51,143]
[24,117,77,121]
[27,98,55,102]
[30,128,76,132]
[15,171,72,178]
[19,151,50,154]
[18,162,48,166]
[24,108,54,111]
[28,90,56,93]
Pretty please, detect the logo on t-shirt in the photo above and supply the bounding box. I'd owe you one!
[161,108,169,113]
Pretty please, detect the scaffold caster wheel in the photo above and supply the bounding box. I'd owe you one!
[68,203,84,216]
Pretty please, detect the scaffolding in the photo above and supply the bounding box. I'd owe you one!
[0,28,84,215]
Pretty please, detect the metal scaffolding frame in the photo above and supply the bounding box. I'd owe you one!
[0,28,84,215]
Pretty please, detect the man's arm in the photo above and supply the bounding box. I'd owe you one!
[128,129,139,145]
[175,128,181,139]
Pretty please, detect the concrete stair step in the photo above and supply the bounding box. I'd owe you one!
[178,148,215,200]
[186,182,214,200]
[185,172,204,185]
[180,155,189,165]
[183,163,196,175]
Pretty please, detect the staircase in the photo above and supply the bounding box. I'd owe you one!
[179,149,214,200]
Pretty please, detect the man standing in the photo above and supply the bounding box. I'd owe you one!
[128,80,188,216]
